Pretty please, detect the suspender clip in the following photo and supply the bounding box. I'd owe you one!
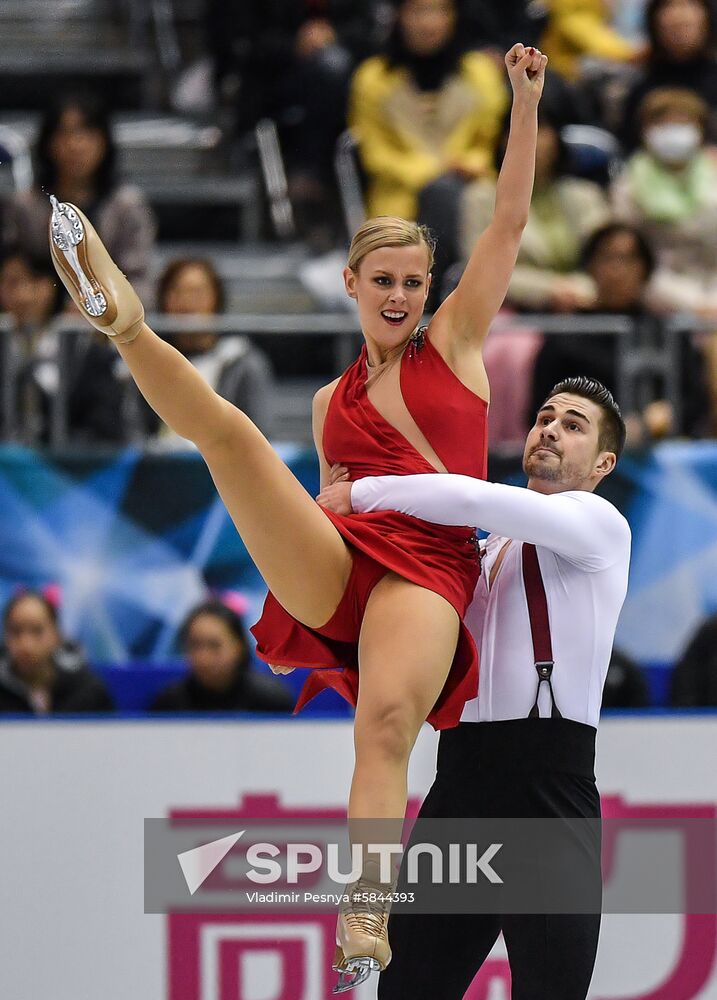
[535,661,554,680]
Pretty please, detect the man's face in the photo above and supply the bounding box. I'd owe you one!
[523,393,615,490]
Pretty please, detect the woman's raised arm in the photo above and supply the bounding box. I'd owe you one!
[432,43,547,354]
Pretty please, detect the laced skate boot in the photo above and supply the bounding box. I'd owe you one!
[333,870,393,993]
[48,195,144,344]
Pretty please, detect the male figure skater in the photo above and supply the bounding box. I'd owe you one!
[319,375,632,999]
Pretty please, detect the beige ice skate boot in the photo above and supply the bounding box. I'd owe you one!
[48,195,144,344]
[333,870,393,993]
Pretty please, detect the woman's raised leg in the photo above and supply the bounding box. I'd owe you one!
[118,326,353,628]
[49,200,352,628]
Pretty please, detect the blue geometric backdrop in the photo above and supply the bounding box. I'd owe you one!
[1,442,716,671]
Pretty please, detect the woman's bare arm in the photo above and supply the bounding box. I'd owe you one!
[432,44,547,358]
[312,379,340,490]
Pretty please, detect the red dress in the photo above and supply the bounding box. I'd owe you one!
[251,328,488,729]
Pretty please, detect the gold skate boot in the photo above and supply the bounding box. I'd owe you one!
[48,195,144,344]
[333,871,393,993]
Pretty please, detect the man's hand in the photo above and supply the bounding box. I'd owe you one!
[505,43,548,106]
[329,463,350,484]
[317,481,353,515]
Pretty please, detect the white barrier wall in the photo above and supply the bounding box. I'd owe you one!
[0,716,715,1000]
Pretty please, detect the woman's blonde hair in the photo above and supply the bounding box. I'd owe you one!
[347,216,435,273]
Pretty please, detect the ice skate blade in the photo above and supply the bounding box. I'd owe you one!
[49,195,107,318]
[332,956,381,993]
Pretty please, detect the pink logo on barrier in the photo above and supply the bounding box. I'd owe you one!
[167,794,426,1000]
[166,794,717,999]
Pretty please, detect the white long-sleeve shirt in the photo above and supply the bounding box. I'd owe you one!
[351,475,631,728]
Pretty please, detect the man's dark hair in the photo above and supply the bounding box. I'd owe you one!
[543,376,626,459]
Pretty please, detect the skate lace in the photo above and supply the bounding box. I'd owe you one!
[344,877,390,939]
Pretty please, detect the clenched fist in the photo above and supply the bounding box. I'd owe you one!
[505,43,548,106]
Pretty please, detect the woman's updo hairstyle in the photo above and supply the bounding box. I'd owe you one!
[347,216,436,273]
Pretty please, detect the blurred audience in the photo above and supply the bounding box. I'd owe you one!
[462,0,547,54]
[0,590,113,714]
[461,108,612,311]
[150,599,295,713]
[2,93,156,302]
[612,87,717,317]
[67,258,277,449]
[670,610,717,706]
[602,649,651,708]
[619,0,717,151]
[65,334,138,447]
[531,222,710,442]
[349,0,508,222]
[208,0,379,244]
[0,246,63,442]
[0,245,141,447]
[148,258,275,445]
[539,0,640,81]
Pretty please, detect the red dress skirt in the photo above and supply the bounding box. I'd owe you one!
[251,329,488,729]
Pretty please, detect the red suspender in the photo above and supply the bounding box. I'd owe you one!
[522,542,562,720]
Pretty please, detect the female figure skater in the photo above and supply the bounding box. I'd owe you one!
[49,43,546,992]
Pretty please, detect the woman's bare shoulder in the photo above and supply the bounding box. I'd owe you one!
[313,377,342,414]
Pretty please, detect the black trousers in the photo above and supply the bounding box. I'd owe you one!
[379,719,602,1000]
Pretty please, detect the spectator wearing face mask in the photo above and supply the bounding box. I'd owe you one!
[618,0,717,152]
[611,87,717,318]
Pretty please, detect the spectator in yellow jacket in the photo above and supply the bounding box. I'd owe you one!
[349,0,509,221]
[540,0,640,80]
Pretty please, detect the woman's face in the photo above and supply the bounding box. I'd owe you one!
[163,264,220,355]
[588,231,648,310]
[399,0,456,56]
[654,0,709,60]
[4,596,60,682]
[184,614,245,692]
[49,106,107,185]
[344,244,431,353]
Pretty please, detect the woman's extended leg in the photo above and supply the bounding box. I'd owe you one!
[49,200,351,628]
[116,326,352,627]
